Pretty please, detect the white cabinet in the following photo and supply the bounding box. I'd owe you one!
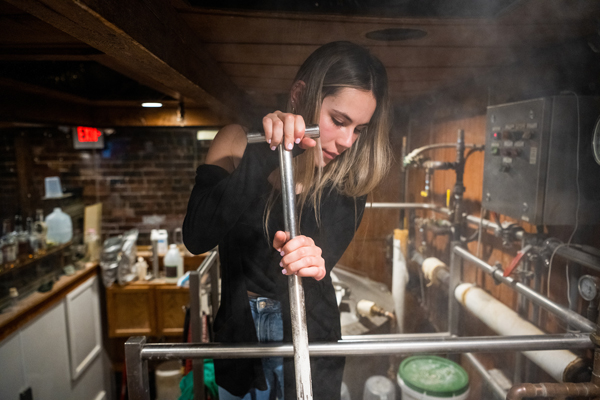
[65,275,102,381]
[0,275,108,400]
[21,300,73,399]
[0,332,27,398]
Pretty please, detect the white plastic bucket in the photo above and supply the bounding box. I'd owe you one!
[397,377,469,400]
[397,356,469,400]
[363,375,395,400]
[155,361,182,400]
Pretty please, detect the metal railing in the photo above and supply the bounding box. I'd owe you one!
[188,249,219,400]
[125,333,591,400]
[124,205,600,399]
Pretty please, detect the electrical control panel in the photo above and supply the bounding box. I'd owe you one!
[482,96,600,225]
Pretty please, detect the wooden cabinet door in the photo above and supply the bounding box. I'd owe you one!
[155,286,189,336]
[106,285,156,337]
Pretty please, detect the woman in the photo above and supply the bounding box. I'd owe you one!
[183,41,391,400]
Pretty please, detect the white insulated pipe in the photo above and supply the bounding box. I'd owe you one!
[392,229,409,333]
[455,283,579,382]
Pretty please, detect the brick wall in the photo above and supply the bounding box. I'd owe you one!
[0,127,210,245]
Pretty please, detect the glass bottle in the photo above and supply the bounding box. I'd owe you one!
[33,209,47,255]
[26,217,39,256]
[2,219,17,263]
[14,215,31,257]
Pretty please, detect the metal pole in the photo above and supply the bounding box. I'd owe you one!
[464,353,508,400]
[125,336,150,400]
[197,249,218,277]
[209,255,220,321]
[189,270,205,400]
[247,125,320,144]
[448,242,462,335]
[278,145,312,399]
[137,334,592,360]
[453,246,596,332]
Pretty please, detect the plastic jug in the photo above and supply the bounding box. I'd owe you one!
[151,229,168,256]
[45,207,73,244]
[164,244,183,283]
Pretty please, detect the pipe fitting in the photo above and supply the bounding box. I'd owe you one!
[422,257,448,286]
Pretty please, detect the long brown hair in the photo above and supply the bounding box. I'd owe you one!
[268,41,391,229]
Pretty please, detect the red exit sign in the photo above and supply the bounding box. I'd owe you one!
[77,126,102,142]
[72,126,105,149]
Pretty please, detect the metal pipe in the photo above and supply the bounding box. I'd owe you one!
[464,353,508,400]
[365,202,451,215]
[548,242,600,274]
[247,124,320,144]
[209,256,220,321]
[506,382,600,400]
[403,142,481,167]
[448,242,462,335]
[453,246,596,332]
[464,214,525,240]
[278,144,312,399]
[342,331,451,341]
[197,249,218,275]
[189,270,205,400]
[463,213,600,273]
[137,334,592,360]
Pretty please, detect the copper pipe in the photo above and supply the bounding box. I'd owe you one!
[506,382,600,400]
[507,311,600,400]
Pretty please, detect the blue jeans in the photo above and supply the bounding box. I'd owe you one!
[218,297,284,400]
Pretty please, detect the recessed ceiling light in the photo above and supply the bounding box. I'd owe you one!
[365,28,427,41]
[197,129,219,141]
[142,102,163,108]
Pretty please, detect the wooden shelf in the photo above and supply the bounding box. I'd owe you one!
[0,241,72,277]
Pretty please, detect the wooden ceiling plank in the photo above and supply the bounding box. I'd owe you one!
[180,12,594,48]
[205,43,520,68]
[6,0,252,122]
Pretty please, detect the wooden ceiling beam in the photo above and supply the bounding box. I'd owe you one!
[88,54,183,104]
[6,0,253,123]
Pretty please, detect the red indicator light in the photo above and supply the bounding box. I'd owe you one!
[77,126,102,143]
[493,132,499,138]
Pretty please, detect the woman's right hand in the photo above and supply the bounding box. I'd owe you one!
[262,111,317,151]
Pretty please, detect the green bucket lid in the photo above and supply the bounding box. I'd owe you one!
[398,356,469,397]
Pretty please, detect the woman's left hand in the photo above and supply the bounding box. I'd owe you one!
[273,231,326,281]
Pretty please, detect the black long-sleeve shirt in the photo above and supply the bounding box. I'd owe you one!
[183,143,366,399]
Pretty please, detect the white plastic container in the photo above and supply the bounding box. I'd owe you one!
[45,207,73,244]
[44,176,63,198]
[85,228,101,261]
[341,382,351,400]
[164,244,183,283]
[363,375,395,400]
[151,229,168,255]
[135,257,148,281]
[155,361,182,400]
